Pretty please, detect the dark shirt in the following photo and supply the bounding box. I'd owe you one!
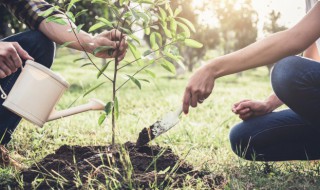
[0,0,61,30]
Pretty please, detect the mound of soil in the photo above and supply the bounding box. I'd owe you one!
[18,142,225,189]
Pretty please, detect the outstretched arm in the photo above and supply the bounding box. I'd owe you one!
[38,16,127,60]
[183,2,320,114]
[0,0,127,78]
[232,30,320,120]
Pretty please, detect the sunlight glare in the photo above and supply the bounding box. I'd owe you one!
[192,0,219,27]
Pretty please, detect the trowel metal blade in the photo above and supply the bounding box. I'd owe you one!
[136,108,182,147]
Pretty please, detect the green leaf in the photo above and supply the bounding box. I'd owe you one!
[39,7,55,17]
[167,6,174,17]
[159,17,167,28]
[177,33,187,41]
[159,7,167,21]
[98,114,106,126]
[75,9,88,18]
[164,51,180,62]
[128,34,141,45]
[127,75,142,90]
[163,28,172,38]
[143,50,153,57]
[97,17,113,27]
[128,41,142,64]
[150,33,158,50]
[145,69,156,78]
[67,0,80,11]
[177,22,190,38]
[80,63,92,67]
[184,39,203,48]
[126,10,135,20]
[104,102,113,115]
[120,27,132,34]
[155,32,163,47]
[73,58,85,63]
[97,60,113,79]
[138,0,153,4]
[83,82,105,97]
[46,16,67,25]
[144,23,151,35]
[114,97,119,120]
[91,0,106,3]
[93,46,114,56]
[76,24,84,33]
[139,79,150,83]
[170,18,177,32]
[177,17,196,32]
[137,12,150,23]
[66,11,75,23]
[176,60,186,70]
[89,22,107,33]
[59,41,74,48]
[174,7,182,17]
[161,59,176,74]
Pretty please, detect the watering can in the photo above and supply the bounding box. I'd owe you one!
[0,60,105,127]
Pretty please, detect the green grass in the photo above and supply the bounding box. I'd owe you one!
[4,48,320,189]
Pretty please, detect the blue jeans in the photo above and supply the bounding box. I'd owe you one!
[230,56,320,161]
[0,31,55,145]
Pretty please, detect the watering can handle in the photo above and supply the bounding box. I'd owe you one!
[0,65,24,100]
[0,85,7,100]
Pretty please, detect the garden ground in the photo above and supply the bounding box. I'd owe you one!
[1,49,320,189]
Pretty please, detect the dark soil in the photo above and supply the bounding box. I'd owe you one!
[136,126,156,146]
[14,142,225,189]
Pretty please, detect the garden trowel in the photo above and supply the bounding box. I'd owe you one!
[136,105,183,146]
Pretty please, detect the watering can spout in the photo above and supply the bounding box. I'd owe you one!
[2,60,106,127]
[47,99,105,121]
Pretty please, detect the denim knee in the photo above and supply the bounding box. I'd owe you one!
[271,56,303,103]
[229,123,256,160]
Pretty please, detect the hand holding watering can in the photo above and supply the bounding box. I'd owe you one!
[0,60,105,127]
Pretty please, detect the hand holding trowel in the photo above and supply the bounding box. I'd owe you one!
[136,104,183,147]
[136,82,208,146]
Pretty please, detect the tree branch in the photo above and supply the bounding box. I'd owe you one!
[64,14,113,82]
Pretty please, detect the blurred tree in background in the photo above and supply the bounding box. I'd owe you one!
[264,10,287,35]
[0,6,26,38]
[263,10,287,73]
[144,0,258,72]
[169,0,220,72]
[1,0,263,72]
[216,0,258,54]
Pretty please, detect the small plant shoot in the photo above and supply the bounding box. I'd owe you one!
[43,0,203,146]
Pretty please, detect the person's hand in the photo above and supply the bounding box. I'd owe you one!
[91,29,128,60]
[183,64,215,114]
[0,42,34,78]
[232,99,272,120]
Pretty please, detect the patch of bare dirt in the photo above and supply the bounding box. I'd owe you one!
[18,142,226,189]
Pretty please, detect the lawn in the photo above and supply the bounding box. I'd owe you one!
[2,48,320,189]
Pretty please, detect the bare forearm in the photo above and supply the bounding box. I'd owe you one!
[209,30,306,78]
[264,93,283,112]
[206,3,320,79]
[38,15,95,53]
[182,3,320,114]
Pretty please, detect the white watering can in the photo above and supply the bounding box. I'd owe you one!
[0,60,105,127]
